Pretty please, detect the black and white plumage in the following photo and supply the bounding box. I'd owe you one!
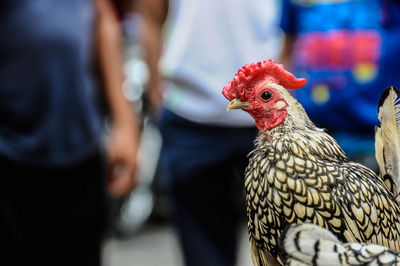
[245,111,400,265]
[282,223,400,266]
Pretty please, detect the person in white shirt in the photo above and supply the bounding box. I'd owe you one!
[141,0,282,265]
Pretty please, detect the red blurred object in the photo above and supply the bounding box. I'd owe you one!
[294,30,381,70]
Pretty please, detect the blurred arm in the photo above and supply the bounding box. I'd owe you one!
[279,33,295,68]
[138,0,168,113]
[95,0,140,197]
[279,0,296,68]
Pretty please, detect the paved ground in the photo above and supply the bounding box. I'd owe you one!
[103,222,253,266]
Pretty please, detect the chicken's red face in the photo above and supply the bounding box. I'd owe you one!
[223,60,306,132]
[245,81,289,131]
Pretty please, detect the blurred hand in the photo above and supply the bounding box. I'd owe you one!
[95,0,141,198]
[106,124,140,198]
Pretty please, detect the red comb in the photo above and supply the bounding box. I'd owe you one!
[222,59,306,100]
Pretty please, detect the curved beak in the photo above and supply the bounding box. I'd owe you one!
[226,98,248,111]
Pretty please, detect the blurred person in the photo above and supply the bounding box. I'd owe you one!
[0,0,139,265]
[140,0,282,265]
[280,0,400,167]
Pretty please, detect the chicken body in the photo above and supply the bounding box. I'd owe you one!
[222,60,400,266]
[246,111,400,264]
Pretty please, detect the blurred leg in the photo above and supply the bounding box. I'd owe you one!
[0,156,49,266]
[49,152,106,266]
[171,163,241,266]
[160,110,255,266]
[0,152,106,266]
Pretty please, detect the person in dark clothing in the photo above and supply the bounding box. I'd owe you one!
[0,0,139,265]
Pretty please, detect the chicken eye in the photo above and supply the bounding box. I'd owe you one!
[261,91,272,101]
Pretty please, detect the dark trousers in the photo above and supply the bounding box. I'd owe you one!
[0,152,106,266]
[160,110,257,266]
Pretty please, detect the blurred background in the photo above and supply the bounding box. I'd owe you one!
[104,0,281,265]
[103,1,258,265]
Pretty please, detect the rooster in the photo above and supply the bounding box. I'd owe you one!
[222,60,400,265]
[282,223,400,266]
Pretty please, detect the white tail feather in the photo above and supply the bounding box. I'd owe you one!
[282,224,400,266]
[375,86,400,196]
[282,224,343,266]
